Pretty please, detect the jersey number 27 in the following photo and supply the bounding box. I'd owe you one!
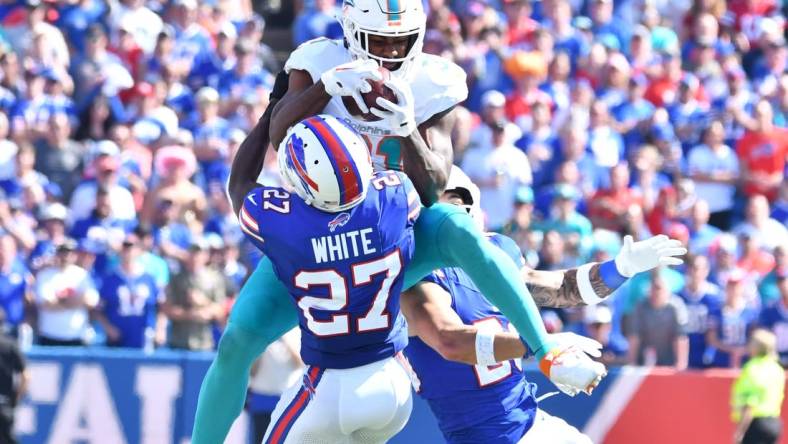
[295,250,402,336]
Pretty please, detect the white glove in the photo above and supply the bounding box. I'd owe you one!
[614,234,688,278]
[369,76,417,137]
[540,337,607,396]
[320,59,382,115]
[551,332,603,358]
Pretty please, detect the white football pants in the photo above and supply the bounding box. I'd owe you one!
[518,409,594,444]
[262,354,413,444]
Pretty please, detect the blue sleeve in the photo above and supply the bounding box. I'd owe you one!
[421,269,452,294]
[487,233,526,268]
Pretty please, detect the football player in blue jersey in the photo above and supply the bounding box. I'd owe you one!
[400,168,684,443]
[193,1,688,440]
[233,113,421,442]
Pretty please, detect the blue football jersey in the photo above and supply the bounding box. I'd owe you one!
[404,233,538,443]
[678,284,722,368]
[708,305,759,367]
[239,170,419,369]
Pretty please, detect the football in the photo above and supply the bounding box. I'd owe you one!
[341,66,398,122]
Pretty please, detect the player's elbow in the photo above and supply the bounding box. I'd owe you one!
[433,332,474,364]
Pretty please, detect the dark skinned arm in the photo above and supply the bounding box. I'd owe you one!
[269,69,332,149]
[400,107,455,206]
[227,70,290,214]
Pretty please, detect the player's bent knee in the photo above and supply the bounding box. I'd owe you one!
[215,323,267,369]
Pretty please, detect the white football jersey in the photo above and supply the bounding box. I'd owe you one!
[284,38,468,171]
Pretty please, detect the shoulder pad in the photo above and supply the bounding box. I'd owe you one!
[411,55,468,124]
[284,38,351,83]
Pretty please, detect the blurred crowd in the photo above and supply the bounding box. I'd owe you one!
[0,0,785,372]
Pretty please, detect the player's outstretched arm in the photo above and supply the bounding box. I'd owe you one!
[373,77,453,205]
[523,234,688,308]
[401,282,527,365]
[227,71,289,213]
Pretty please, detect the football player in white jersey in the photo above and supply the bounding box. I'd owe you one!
[192,1,685,442]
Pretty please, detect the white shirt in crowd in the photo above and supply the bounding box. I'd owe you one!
[733,220,788,253]
[468,122,522,152]
[687,144,740,213]
[248,328,303,395]
[35,264,99,341]
[461,143,532,229]
[68,182,136,222]
[0,140,18,180]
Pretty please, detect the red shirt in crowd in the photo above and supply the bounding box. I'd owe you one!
[588,188,644,232]
[736,128,788,200]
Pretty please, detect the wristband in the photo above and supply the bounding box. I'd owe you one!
[475,329,497,366]
[577,263,604,305]
[599,260,628,289]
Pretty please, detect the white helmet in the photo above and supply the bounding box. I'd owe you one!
[444,166,484,229]
[340,0,426,75]
[278,115,374,213]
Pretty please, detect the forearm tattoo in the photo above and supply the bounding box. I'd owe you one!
[526,264,616,308]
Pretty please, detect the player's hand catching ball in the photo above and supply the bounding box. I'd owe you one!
[540,337,607,397]
[320,59,383,115]
[370,76,417,137]
[614,234,687,278]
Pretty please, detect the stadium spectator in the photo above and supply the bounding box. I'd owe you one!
[731,329,784,444]
[32,113,84,200]
[69,148,136,223]
[687,118,739,229]
[537,184,593,260]
[143,145,206,224]
[29,203,69,272]
[292,0,341,47]
[70,185,132,242]
[216,39,272,115]
[462,120,532,230]
[0,234,30,337]
[34,239,99,346]
[588,98,624,168]
[678,255,723,368]
[687,199,723,257]
[627,275,689,369]
[707,271,760,368]
[736,229,776,279]
[735,100,787,201]
[583,305,628,366]
[0,308,28,444]
[588,162,642,232]
[759,246,786,305]
[161,238,227,351]
[109,0,164,55]
[96,233,160,348]
[759,273,788,365]
[733,194,788,252]
[499,186,540,266]
[190,87,230,187]
[469,90,521,152]
[537,230,576,270]
[517,100,558,188]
